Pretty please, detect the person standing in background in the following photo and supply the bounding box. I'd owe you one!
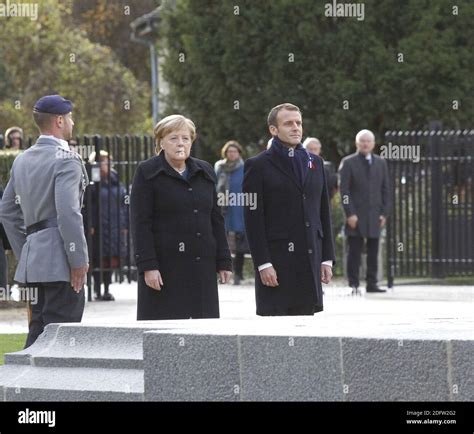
[338,129,391,295]
[3,127,24,150]
[0,184,10,292]
[303,137,338,200]
[215,141,249,285]
[87,150,129,301]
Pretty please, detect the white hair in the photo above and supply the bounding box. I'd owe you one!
[302,137,321,149]
[355,129,375,143]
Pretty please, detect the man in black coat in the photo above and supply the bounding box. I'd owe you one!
[338,129,391,295]
[243,103,335,316]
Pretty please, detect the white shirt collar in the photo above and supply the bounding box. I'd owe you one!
[365,153,372,160]
[39,134,70,151]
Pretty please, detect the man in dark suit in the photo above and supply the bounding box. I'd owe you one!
[338,129,391,295]
[243,103,335,316]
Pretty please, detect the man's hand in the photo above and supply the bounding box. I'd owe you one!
[144,269,163,291]
[259,266,279,287]
[71,264,89,293]
[347,214,358,229]
[379,215,386,228]
[218,270,233,284]
[321,264,333,284]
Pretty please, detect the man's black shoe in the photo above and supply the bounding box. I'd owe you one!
[366,286,386,293]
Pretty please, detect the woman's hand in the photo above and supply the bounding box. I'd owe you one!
[144,269,163,291]
[218,270,233,284]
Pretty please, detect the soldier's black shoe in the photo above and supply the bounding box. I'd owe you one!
[102,293,115,301]
[366,286,386,293]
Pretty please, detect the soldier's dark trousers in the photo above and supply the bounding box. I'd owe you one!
[24,281,85,348]
[347,236,379,288]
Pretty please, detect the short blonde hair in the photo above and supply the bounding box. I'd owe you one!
[153,114,196,154]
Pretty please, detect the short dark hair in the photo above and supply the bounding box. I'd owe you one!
[32,110,58,131]
[267,103,301,127]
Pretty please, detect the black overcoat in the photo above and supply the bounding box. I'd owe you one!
[242,145,336,315]
[130,152,232,320]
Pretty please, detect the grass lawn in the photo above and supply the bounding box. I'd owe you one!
[0,334,26,365]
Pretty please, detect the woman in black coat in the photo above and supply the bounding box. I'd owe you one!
[130,115,232,320]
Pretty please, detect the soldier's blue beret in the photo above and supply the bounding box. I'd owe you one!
[33,95,73,115]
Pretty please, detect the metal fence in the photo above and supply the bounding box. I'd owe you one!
[384,130,474,286]
[2,131,473,295]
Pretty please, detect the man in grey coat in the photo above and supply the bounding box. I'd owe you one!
[338,129,390,295]
[0,95,89,348]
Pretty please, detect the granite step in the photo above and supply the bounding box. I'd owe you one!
[0,364,144,401]
[4,324,146,369]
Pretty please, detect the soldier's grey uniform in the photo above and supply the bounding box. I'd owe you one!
[0,136,89,347]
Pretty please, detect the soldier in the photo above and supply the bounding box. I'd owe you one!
[0,95,89,348]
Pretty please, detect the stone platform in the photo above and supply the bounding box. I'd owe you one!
[0,315,472,401]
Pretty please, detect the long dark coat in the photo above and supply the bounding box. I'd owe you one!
[242,145,336,315]
[338,152,391,239]
[0,186,11,250]
[130,152,232,320]
[88,170,129,259]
